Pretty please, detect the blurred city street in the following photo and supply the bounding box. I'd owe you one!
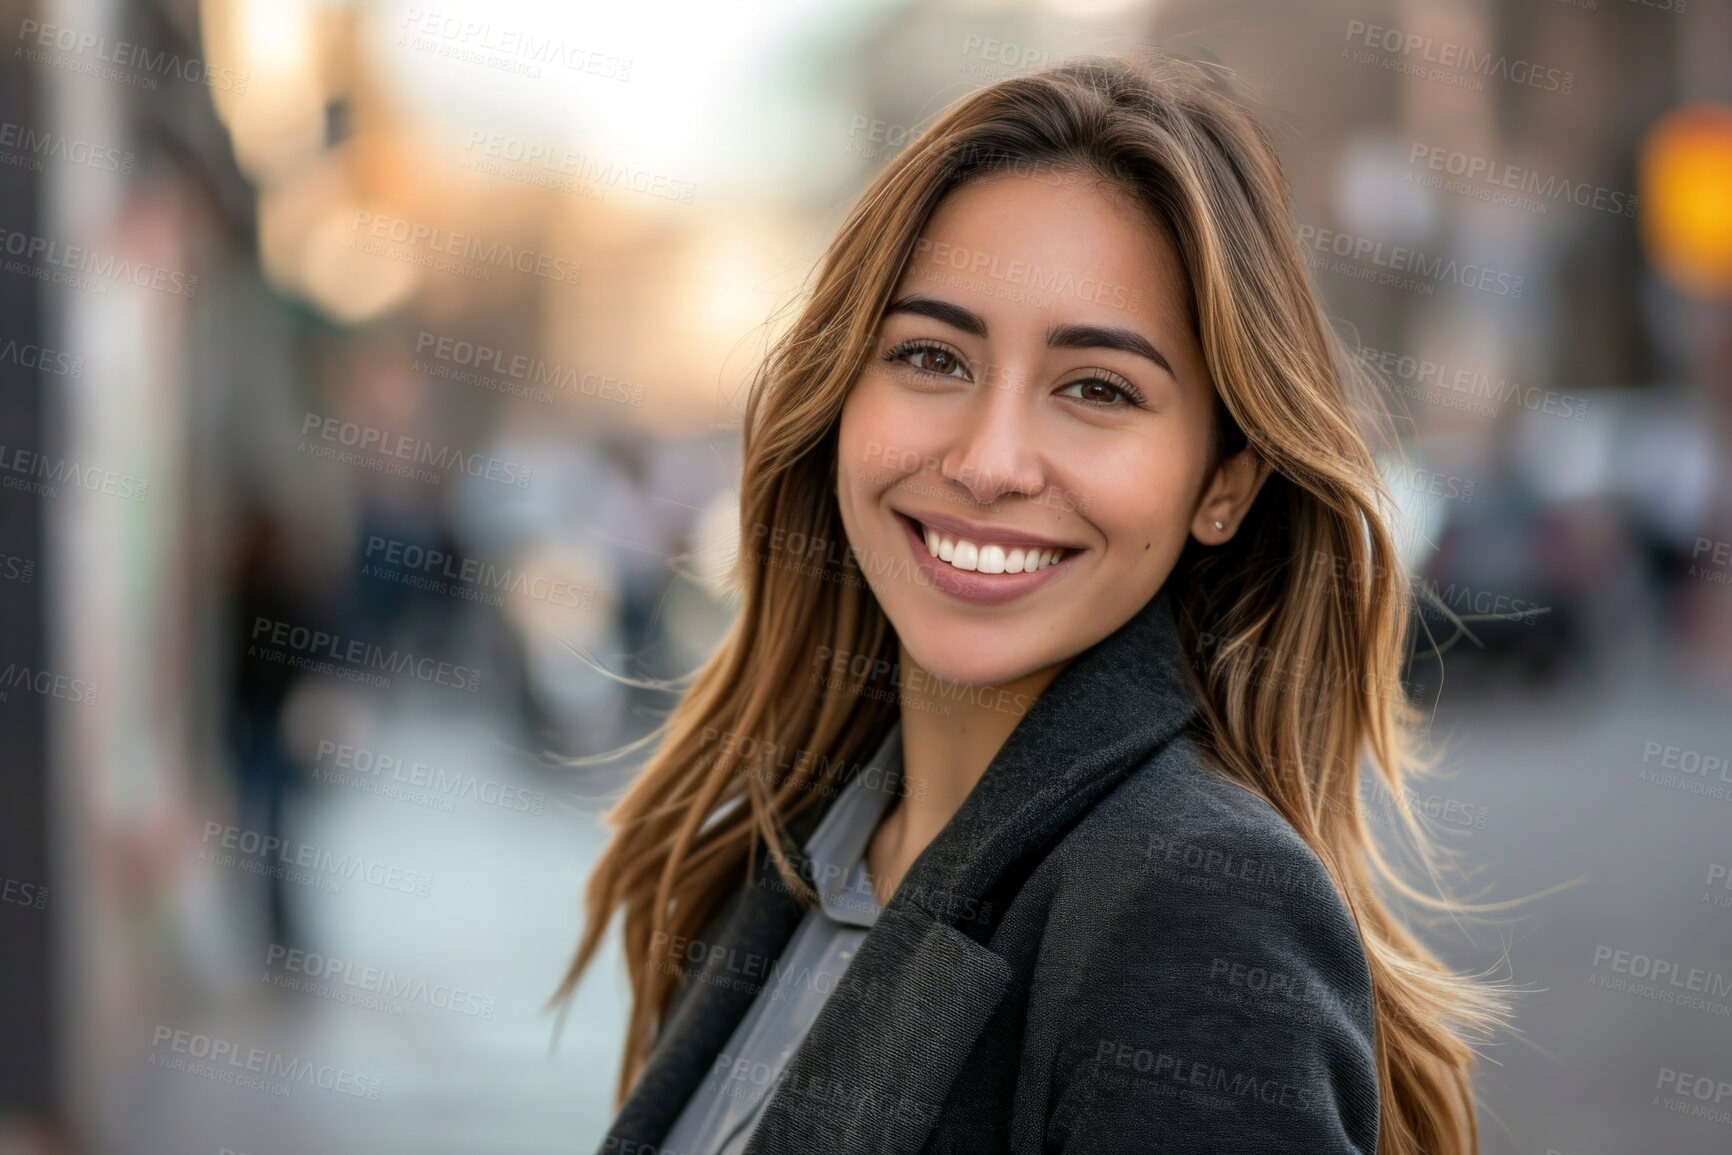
[1,0,1730,1151]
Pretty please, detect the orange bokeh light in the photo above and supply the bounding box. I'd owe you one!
[1641,102,1732,297]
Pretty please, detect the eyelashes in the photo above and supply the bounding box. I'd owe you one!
[880,338,1149,409]
[883,338,969,380]
[1058,375,1149,409]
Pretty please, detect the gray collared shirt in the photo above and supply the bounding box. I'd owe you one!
[658,720,904,1155]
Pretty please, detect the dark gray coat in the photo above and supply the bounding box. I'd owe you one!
[596,590,1380,1154]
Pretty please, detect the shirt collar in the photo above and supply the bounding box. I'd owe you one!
[802,718,903,927]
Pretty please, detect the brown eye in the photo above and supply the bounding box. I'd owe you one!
[1057,374,1147,408]
[884,340,970,380]
[915,347,960,375]
[1077,381,1116,403]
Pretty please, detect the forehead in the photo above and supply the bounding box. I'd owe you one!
[894,171,1193,337]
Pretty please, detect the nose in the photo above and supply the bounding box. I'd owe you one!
[939,362,1049,506]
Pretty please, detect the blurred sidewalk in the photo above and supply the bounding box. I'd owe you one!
[109,691,629,1155]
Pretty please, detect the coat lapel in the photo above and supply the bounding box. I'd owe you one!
[743,588,1200,1153]
[600,588,1199,1154]
[599,799,832,1151]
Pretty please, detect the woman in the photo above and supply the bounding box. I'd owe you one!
[553,51,1506,1155]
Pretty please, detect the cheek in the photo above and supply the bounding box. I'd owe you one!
[838,375,932,493]
[1073,438,1204,547]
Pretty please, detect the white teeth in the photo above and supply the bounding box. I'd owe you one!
[913,521,1067,573]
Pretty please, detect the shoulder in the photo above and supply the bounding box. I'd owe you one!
[1048,729,1369,972]
[1024,730,1381,1153]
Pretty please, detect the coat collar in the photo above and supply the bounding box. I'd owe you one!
[600,587,1198,1151]
[888,586,1198,936]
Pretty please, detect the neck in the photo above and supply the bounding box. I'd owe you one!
[869,640,1071,887]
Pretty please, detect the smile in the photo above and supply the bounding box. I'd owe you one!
[919,524,1068,573]
[892,511,1083,606]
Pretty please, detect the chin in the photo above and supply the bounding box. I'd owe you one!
[892,612,1064,690]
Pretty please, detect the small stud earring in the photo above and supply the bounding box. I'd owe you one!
[1213,520,1225,531]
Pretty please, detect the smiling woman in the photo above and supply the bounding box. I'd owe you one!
[554,50,1508,1155]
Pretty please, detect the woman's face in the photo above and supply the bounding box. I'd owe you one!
[834,169,1264,689]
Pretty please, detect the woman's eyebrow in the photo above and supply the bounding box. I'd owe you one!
[1046,322,1173,377]
[883,295,1173,377]
[882,294,988,337]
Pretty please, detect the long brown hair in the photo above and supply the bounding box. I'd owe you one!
[549,50,1510,1155]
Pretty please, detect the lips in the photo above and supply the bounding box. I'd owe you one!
[892,511,1082,606]
[894,507,1080,554]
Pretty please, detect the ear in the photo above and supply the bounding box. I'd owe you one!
[1191,446,1268,545]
